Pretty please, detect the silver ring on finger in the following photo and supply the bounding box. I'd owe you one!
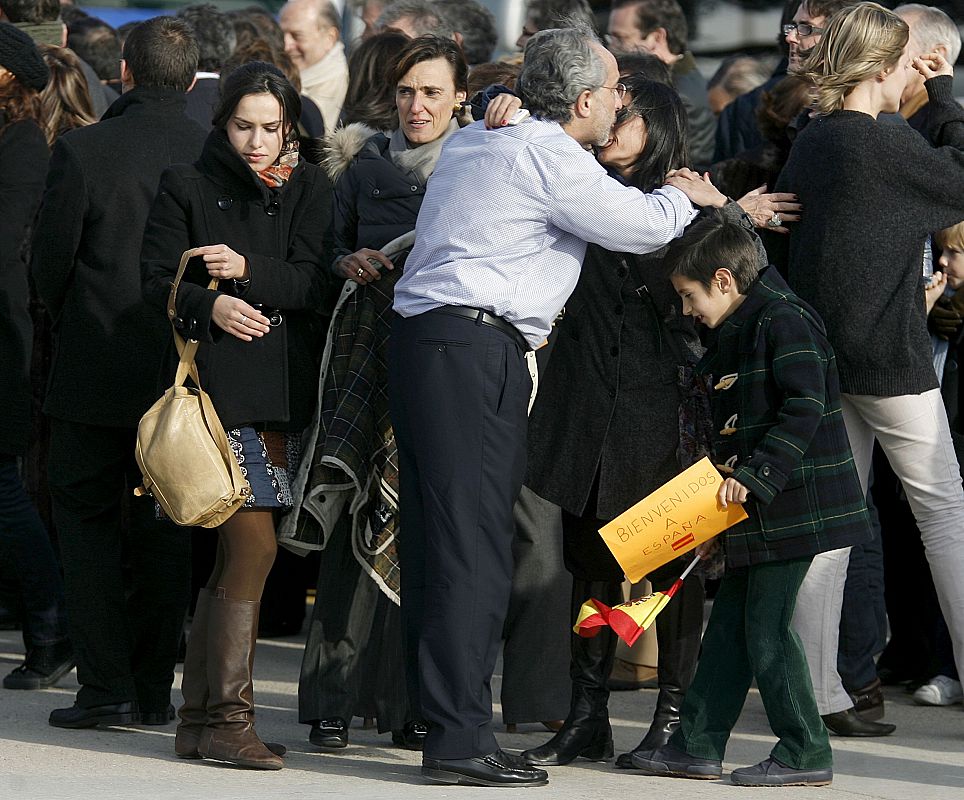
[766,213,782,228]
[356,268,365,278]
[240,315,247,325]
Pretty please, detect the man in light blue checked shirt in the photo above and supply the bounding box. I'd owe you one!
[387,22,724,788]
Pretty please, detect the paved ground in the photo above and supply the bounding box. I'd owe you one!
[1,624,962,800]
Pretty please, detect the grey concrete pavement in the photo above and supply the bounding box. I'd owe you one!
[1,625,962,800]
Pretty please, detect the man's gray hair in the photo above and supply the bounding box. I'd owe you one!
[517,25,608,123]
[896,3,962,64]
[377,0,455,39]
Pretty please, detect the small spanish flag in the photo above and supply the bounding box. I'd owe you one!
[573,556,700,646]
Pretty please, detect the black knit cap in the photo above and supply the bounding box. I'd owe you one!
[0,22,49,91]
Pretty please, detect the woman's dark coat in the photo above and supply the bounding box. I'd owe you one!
[701,267,872,568]
[326,123,427,257]
[141,128,333,431]
[0,116,49,455]
[527,203,755,522]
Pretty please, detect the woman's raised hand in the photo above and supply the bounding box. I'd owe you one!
[914,52,954,80]
[484,93,523,129]
[196,243,248,281]
[337,248,394,284]
[737,185,801,233]
[212,295,271,341]
[666,171,727,209]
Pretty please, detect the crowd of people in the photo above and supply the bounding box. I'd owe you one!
[1,0,963,790]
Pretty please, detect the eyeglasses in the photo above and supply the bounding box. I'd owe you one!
[783,22,824,37]
[601,82,628,102]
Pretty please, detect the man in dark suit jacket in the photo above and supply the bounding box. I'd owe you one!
[31,16,207,730]
[176,3,235,129]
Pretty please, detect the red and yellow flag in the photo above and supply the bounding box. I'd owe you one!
[574,557,699,646]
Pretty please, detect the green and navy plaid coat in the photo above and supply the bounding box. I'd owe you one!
[697,267,872,568]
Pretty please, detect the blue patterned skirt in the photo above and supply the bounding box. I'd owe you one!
[226,427,301,509]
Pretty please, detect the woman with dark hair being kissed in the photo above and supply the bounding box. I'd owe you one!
[518,75,762,770]
[141,61,333,771]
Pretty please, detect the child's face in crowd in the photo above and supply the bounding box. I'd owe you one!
[672,269,745,328]
[939,244,964,289]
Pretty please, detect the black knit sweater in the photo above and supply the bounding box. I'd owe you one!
[776,76,964,396]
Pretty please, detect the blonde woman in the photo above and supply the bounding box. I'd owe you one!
[38,45,95,146]
[774,0,964,737]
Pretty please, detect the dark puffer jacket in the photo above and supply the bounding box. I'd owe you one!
[325,123,427,256]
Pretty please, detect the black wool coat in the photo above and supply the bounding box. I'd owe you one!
[30,88,207,428]
[141,128,334,432]
[0,117,49,455]
[526,242,690,520]
[527,202,754,522]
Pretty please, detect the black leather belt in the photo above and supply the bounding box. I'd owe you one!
[433,305,529,351]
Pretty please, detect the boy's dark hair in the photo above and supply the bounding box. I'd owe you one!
[122,16,198,92]
[668,214,761,293]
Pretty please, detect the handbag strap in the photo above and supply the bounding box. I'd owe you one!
[167,248,219,388]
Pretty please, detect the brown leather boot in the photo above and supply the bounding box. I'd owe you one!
[175,589,212,758]
[197,590,283,770]
[176,590,285,760]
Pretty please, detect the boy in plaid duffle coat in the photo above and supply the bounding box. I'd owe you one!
[632,215,872,787]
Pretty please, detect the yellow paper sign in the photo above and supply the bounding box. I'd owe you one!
[598,457,748,582]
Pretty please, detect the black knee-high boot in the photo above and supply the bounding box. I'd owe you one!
[615,572,705,768]
[522,579,622,766]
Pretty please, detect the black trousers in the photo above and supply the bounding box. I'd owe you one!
[389,310,531,759]
[48,419,191,710]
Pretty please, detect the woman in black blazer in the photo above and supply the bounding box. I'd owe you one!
[141,62,332,771]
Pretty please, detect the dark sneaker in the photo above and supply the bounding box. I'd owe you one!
[731,757,832,786]
[630,744,722,779]
[3,641,75,690]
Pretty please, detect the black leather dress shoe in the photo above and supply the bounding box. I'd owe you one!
[422,749,549,787]
[391,720,428,750]
[49,701,140,729]
[849,678,885,720]
[821,708,895,737]
[308,717,349,749]
[140,704,176,725]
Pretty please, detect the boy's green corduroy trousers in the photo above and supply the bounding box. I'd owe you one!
[669,556,833,770]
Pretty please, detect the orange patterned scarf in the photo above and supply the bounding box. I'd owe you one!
[257,138,299,188]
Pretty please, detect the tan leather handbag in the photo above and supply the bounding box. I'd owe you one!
[134,248,250,527]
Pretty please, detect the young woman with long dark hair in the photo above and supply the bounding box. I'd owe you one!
[141,61,332,770]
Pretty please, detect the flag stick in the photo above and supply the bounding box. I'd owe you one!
[663,554,702,599]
